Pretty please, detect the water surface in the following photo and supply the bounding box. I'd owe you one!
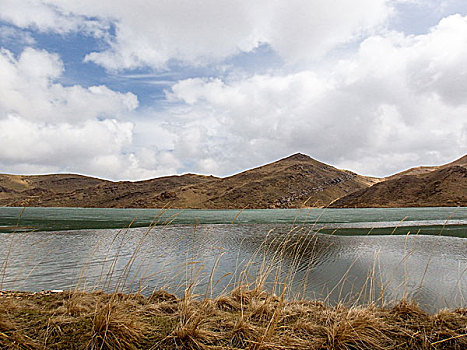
[1,206,466,236]
[0,207,465,312]
[1,224,465,313]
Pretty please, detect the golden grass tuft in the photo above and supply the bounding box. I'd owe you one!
[320,307,392,349]
[88,301,146,350]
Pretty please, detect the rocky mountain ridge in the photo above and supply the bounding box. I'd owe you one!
[1,153,465,208]
[0,153,375,208]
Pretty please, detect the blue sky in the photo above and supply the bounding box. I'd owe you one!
[0,0,466,180]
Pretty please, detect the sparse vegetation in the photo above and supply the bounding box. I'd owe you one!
[0,288,466,349]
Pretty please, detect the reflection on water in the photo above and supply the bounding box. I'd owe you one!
[0,224,465,313]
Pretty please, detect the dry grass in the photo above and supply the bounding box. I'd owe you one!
[88,296,147,350]
[0,288,465,350]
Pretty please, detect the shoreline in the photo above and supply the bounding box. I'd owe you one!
[1,288,466,349]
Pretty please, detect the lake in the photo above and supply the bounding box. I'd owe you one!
[0,207,466,312]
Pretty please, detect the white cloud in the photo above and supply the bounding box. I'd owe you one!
[0,0,106,36]
[0,47,177,180]
[1,0,392,70]
[0,115,133,164]
[266,0,390,61]
[162,15,467,176]
[0,48,138,122]
[0,25,36,45]
[0,2,466,179]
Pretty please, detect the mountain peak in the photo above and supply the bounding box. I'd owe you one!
[284,153,312,161]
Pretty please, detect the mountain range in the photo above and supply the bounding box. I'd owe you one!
[330,155,467,208]
[0,153,465,208]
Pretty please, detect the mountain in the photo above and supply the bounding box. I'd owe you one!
[385,154,467,180]
[3,153,464,209]
[330,155,467,208]
[0,173,216,208]
[152,153,378,209]
[0,153,377,209]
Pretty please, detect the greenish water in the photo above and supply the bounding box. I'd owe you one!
[0,206,466,237]
[0,207,465,311]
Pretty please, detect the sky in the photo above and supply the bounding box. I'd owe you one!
[0,0,466,180]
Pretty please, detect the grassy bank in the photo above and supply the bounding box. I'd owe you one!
[1,287,466,350]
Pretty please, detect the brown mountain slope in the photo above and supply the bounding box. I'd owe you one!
[157,153,378,209]
[0,173,216,208]
[330,165,467,208]
[0,153,377,209]
[129,153,378,209]
[385,154,467,180]
[0,174,108,204]
[0,173,106,193]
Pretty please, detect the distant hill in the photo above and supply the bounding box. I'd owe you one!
[384,154,467,180]
[0,173,216,208]
[331,155,467,208]
[0,153,377,209]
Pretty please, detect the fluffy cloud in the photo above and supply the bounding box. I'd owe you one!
[0,47,177,180]
[1,0,392,69]
[0,47,138,122]
[0,25,35,45]
[164,15,467,176]
[0,2,466,179]
[0,0,106,36]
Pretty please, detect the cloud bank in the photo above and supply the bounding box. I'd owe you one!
[0,1,465,179]
[2,0,391,69]
[164,14,467,176]
[0,47,180,179]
